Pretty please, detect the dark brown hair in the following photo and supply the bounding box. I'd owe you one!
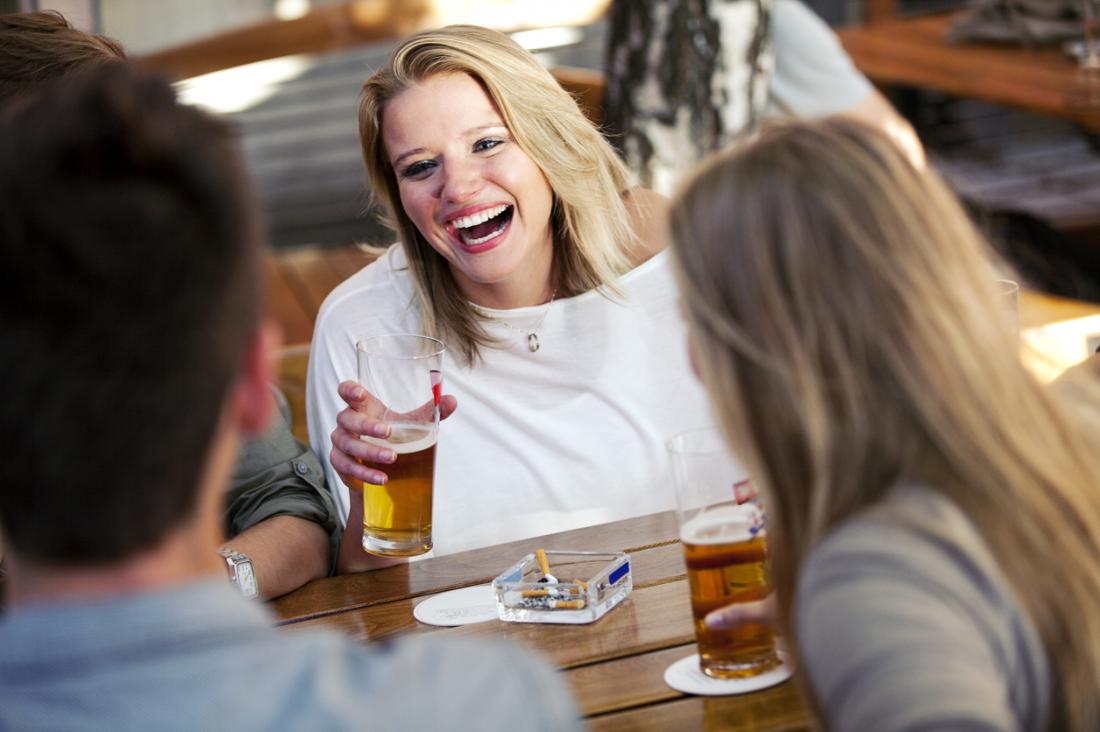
[0,65,263,564]
[0,10,125,108]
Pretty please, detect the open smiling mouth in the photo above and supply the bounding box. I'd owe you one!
[452,204,514,247]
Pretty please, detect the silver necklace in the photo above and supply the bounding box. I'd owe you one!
[475,289,558,352]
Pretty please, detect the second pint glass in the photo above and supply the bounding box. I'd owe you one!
[669,427,780,679]
[356,334,445,557]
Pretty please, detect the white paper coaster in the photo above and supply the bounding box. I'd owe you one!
[412,584,498,626]
[664,652,793,696]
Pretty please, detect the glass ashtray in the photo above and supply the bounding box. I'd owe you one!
[492,550,632,624]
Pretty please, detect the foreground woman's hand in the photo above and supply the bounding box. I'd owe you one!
[704,594,776,631]
[329,380,457,490]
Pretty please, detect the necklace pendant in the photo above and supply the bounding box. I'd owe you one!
[527,332,540,352]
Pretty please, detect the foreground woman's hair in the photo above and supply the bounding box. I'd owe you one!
[359,25,636,364]
[669,117,1100,730]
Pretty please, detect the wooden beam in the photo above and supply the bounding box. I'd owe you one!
[135,0,614,81]
[136,0,433,80]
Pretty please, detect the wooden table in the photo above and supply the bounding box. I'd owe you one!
[271,512,813,730]
[837,12,1100,133]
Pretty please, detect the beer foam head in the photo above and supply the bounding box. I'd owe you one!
[680,504,764,545]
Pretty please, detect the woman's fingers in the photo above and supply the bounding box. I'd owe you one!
[337,379,370,406]
[330,382,454,488]
[703,595,775,630]
[336,404,391,440]
[330,446,388,486]
[329,425,395,485]
[338,379,457,423]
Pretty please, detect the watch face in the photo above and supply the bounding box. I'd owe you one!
[236,560,258,599]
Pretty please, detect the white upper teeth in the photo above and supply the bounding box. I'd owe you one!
[452,205,508,229]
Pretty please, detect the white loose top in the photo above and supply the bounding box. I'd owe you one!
[307,246,713,556]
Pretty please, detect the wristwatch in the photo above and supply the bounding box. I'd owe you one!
[218,547,259,600]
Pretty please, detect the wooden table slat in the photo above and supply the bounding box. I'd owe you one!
[276,505,815,728]
[565,643,695,716]
[278,541,686,644]
[287,576,696,669]
[444,577,694,668]
[1020,290,1100,330]
[272,511,680,622]
[837,13,1100,132]
[585,685,813,732]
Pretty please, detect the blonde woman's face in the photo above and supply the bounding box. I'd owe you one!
[382,72,555,307]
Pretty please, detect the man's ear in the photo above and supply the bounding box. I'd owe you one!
[233,319,283,436]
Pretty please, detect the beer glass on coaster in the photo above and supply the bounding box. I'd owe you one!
[668,427,780,679]
[356,334,445,556]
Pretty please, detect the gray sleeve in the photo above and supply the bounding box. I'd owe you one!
[796,519,1037,731]
[766,0,873,118]
[226,396,340,573]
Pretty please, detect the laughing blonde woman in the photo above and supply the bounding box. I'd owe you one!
[308,25,711,571]
[669,117,1100,730]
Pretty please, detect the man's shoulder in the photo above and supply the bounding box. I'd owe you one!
[0,583,580,732]
[252,633,581,731]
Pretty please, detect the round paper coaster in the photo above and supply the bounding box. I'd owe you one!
[664,652,793,696]
[412,584,499,627]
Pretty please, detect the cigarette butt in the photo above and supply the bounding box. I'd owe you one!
[521,587,578,598]
[572,579,588,590]
[517,585,547,598]
[535,548,552,576]
[521,589,553,598]
[513,596,588,610]
[549,599,586,610]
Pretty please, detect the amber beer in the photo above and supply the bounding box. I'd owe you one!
[361,424,437,556]
[357,334,444,557]
[681,505,780,678]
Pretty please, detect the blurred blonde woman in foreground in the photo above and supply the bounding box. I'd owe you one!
[669,117,1100,731]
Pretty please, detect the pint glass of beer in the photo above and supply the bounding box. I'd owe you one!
[668,427,780,679]
[356,334,445,557]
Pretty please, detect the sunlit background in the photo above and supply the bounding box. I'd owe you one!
[6,0,1099,373]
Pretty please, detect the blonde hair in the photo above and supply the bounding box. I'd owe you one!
[359,25,636,365]
[669,117,1100,730]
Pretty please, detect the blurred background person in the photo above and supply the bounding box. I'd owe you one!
[603,0,923,194]
[669,117,1100,730]
[0,64,578,731]
[0,9,339,600]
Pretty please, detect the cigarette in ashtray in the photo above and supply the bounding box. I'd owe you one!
[504,592,587,610]
[520,586,580,598]
[535,548,558,584]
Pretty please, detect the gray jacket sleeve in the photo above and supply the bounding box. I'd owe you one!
[795,486,1050,732]
[226,394,340,574]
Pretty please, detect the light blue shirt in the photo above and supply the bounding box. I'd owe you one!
[0,580,580,731]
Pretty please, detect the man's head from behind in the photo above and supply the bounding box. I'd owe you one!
[0,10,126,109]
[0,65,268,567]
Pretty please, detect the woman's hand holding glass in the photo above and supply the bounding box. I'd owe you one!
[703,595,776,632]
[329,380,457,490]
